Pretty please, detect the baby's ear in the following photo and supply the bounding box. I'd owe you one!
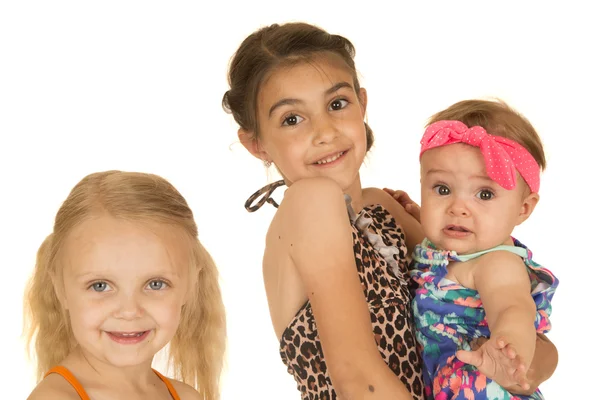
[516,192,540,226]
[238,129,270,162]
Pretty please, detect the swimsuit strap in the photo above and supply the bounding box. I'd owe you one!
[44,366,90,400]
[244,179,286,212]
[153,369,181,400]
[44,366,181,400]
[453,243,529,262]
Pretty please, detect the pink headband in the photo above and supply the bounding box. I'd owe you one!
[420,120,540,193]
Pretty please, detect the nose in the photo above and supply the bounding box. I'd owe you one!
[114,291,144,320]
[447,197,471,217]
[312,116,339,145]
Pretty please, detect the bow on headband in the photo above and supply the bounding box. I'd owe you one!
[420,120,540,193]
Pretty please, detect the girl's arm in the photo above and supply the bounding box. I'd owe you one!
[458,251,537,390]
[276,178,413,399]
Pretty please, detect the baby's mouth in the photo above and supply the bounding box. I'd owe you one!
[445,225,471,233]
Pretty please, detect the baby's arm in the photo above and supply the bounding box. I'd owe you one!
[459,251,537,389]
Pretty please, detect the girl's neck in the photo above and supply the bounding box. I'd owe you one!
[345,174,365,213]
[64,346,157,390]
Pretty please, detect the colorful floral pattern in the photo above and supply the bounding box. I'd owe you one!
[410,238,558,400]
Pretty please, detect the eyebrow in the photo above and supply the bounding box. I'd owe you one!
[74,270,181,281]
[268,81,354,118]
[424,168,446,177]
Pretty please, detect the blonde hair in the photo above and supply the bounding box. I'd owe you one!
[23,171,226,399]
[428,98,546,171]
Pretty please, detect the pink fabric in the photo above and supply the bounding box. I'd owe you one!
[419,120,540,193]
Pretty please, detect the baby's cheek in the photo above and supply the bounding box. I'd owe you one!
[420,209,437,237]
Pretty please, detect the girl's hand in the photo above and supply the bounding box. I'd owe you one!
[457,336,530,392]
[383,188,420,222]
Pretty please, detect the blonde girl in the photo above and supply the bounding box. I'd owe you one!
[24,171,226,400]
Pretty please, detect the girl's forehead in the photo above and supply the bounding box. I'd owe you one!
[62,216,190,275]
[263,54,354,91]
[258,60,355,113]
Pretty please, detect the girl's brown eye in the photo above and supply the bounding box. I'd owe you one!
[282,114,304,126]
[329,98,349,111]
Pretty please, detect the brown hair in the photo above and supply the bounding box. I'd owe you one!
[428,99,546,170]
[24,171,226,399]
[222,22,374,150]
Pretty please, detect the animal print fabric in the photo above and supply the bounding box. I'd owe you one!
[279,197,426,399]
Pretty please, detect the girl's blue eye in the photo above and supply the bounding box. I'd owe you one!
[148,280,167,290]
[90,281,110,292]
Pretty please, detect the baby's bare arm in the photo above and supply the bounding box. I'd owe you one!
[474,251,537,368]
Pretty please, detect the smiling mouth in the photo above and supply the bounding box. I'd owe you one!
[314,150,347,165]
[106,330,151,344]
[109,331,147,338]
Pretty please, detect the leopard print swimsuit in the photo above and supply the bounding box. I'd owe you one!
[246,181,426,400]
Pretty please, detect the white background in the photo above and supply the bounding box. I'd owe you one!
[1,1,597,398]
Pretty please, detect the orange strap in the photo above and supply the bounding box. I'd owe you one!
[44,366,90,400]
[45,366,180,400]
[153,369,181,400]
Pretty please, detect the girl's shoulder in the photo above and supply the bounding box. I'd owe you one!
[281,177,345,209]
[27,374,81,400]
[268,177,347,240]
[168,379,203,400]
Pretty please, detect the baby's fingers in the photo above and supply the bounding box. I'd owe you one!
[514,366,531,391]
[499,342,517,360]
[456,349,483,368]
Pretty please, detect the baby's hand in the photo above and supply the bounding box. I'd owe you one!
[383,188,420,222]
[457,336,531,391]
